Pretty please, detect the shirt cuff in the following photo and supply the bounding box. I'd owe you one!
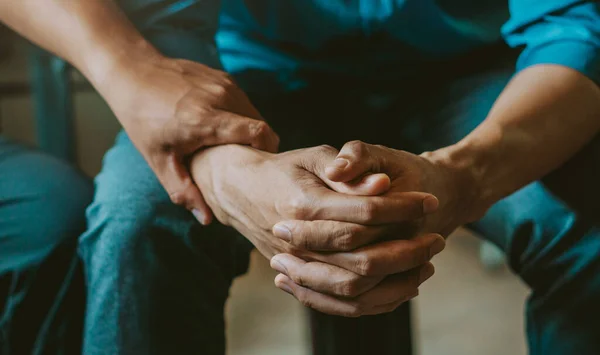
[517,40,600,86]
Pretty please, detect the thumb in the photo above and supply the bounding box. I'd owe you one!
[160,154,213,225]
[325,141,381,183]
[329,173,391,196]
[304,145,390,196]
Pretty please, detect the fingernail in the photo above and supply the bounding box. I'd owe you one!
[273,224,292,242]
[270,256,289,275]
[278,282,293,295]
[332,158,349,170]
[430,237,446,256]
[422,196,439,214]
[192,209,208,225]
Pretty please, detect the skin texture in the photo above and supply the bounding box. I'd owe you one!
[433,65,600,213]
[0,0,445,317]
[0,0,280,223]
[189,144,446,316]
[2,1,599,317]
[101,55,280,223]
[272,65,600,314]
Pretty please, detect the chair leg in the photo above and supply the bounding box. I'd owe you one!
[310,301,413,355]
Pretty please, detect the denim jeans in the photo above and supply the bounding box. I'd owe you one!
[3,6,600,355]
[74,29,600,354]
[235,58,600,355]
[0,138,92,355]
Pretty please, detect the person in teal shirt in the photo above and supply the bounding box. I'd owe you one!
[0,1,599,354]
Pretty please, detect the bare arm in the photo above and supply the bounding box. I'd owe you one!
[0,0,154,89]
[0,0,279,221]
[279,67,600,314]
[429,65,600,219]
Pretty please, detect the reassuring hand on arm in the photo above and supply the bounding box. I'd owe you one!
[103,55,280,225]
[0,0,281,226]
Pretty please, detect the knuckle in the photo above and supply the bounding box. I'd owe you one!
[285,194,313,220]
[251,121,269,139]
[335,225,364,251]
[221,73,236,87]
[280,244,298,255]
[296,290,314,309]
[297,233,313,250]
[184,108,213,130]
[346,140,367,156]
[358,202,379,223]
[190,105,212,119]
[354,253,374,276]
[314,144,337,155]
[198,122,218,139]
[176,100,208,125]
[290,272,306,287]
[169,191,187,206]
[335,233,355,251]
[336,276,362,298]
[211,83,229,98]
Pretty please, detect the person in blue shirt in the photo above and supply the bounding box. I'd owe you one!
[0,0,599,354]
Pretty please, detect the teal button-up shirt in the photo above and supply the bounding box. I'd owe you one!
[122,0,600,88]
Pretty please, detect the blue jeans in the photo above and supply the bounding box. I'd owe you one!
[3,7,600,355]
[74,25,600,354]
[0,138,92,354]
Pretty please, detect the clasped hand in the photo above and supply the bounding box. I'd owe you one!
[191,141,459,317]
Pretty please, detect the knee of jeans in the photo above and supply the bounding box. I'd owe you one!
[504,204,600,295]
[78,195,156,255]
[11,165,93,270]
[76,135,186,265]
[77,190,194,267]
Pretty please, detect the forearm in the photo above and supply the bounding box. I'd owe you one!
[429,65,600,220]
[0,0,158,91]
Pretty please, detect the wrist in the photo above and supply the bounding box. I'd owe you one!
[190,144,272,225]
[190,145,271,184]
[84,37,162,95]
[421,140,495,223]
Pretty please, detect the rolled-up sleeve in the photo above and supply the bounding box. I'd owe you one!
[502,1,600,85]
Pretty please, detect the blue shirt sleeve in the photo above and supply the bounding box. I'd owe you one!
[119,0,223,69]
[502,1,600,85]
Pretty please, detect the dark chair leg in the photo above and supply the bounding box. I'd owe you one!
[28,47,75,163]
[310,301,413,355]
